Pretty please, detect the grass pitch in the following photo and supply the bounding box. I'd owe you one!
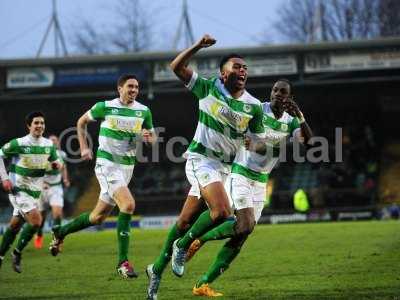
[0,221,399,299]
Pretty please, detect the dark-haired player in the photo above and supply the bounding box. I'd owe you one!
[49,74,156,279]
[0,111,61,273]
[184,79,313,296]
[34,134,70,249]
[146,34,265,299]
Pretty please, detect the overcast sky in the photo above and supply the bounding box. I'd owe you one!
[0,0,284,59]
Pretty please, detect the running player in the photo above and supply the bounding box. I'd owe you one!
[146,34,265,299]
[0,111,60,273]
[49,74,156,279]
[34,134,70,249]
[186,79,313,296]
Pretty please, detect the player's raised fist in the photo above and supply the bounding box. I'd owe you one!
[81,148,93,161]
[2,179,13,193]
[196,34,216,48]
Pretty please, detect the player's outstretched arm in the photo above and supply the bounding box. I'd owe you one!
[170,34,216,85]
[62,164,71,187]
[77,112,94,161]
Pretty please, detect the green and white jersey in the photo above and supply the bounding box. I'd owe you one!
[88,98,154,169]
[185,72,264,163]
[44,149,66,186]
[0,134,59,199]
[232,102,300,183]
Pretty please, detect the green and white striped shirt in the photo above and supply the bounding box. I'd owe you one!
[88,98,154,169]
[232,102,300,183]
[185,72,265,163]
[0,134,59,198]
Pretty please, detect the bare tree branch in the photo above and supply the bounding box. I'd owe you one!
[271,0,400,43]
[70,0,156,54]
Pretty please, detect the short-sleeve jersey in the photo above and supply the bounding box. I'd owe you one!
[0,135,59,198]
[88,98,154,169]
[232,102,300,183]
[185,72,264,163]
[44,149,67,185]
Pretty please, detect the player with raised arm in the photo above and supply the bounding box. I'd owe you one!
[0,111,60,273]
[185,79,313,296]
[49,74,156,279]
[34,134,70,249]
[146,34,265,299]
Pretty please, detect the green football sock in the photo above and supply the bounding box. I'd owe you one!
[177,210,222,250]
[58,212,92,239]
[117,212,131,264]
[15,223,37,252]
[196,242,241,286]
[0,227,18,256]
[53,217,61,227]
[153,223,187,275]
[199,219,235,243]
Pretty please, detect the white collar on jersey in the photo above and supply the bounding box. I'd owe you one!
[27,134,43,144]
[117,97,136,108]
[263,101,292,122]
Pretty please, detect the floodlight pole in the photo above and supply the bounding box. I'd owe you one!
[173,0,195,49]
[37,0,68,57]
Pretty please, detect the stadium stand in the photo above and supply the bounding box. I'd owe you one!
[0,37,399,220]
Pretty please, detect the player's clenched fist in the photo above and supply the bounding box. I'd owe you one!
[196,34,216,48]
[2,179,13,193]
[81,148,93,161]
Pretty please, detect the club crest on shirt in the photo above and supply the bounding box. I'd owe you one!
[281,124,288,131]
[135,111,143,117]
[243,104,251,113]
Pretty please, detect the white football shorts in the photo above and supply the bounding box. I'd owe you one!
[95,163,134,206]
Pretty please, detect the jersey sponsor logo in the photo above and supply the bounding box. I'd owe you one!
[210,102,250,132]
[109,117,143,133]
[21,155,49,169]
